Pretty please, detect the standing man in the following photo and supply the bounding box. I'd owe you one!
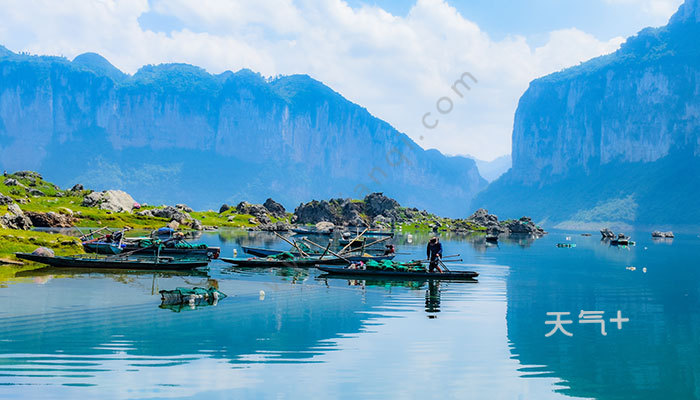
[426,236,443,273]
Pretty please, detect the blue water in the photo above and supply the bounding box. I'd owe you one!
[0,229,698,399]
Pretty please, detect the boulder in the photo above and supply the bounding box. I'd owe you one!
[0,194,12,205]
[263,198,287,218]
[25,211,74,228]
[27,188,45,197]
[258,221,293,231]
[151,206,190,223]
[0,204,32,230]
[190,219,203,231]
[167,220,180,230]
[14,171,42,180]
[652,231,674,238]
[70,184,84,192]
[82,190,136,213]
[236,202,271,224]
[136,209,154,217]
[504,216,546,236]
[315,221,335,232]
[32,247,55,257]
[294,200,338,224]
[363,192,400,218]
[176,204,194,213]
[3,178,25,188]
[600,228,615,238]
[219,204,231,213]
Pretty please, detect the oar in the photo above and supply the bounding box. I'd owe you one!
[338,228,368,255]
[360,235,393,250]
[438,258,451,272]
[302,238,352,264]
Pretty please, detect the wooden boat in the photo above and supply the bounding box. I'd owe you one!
[241,246,391,261]
[123,243,220,259]
[221,256,346,268]
[610,234,633,246]
[82,241,125,255]
[291,227,332,235]
[485,235,499,243]
[14,252,210,270]
[316,266,479,280]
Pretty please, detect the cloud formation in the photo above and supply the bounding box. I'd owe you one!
[0,0,635,160]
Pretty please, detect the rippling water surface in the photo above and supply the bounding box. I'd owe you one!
[0,229,697,399]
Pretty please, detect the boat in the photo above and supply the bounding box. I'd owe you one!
[160,286,226,305]
[485,235,499,243]
[610,233,634,246]
[15,252,210,270]
[220,256,346,268]
[123,240,220,259]
[241,246,391,260]
[363,230,394,237]
[291,227,332,235]
[316,265,478,280]
[82,241,125,255]
[556,243,576,248]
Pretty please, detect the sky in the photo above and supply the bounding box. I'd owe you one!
[0,0,684,161]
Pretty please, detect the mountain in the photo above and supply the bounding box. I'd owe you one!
[0,48,486,216]
[474,0,700,230]
[470,155,511,182]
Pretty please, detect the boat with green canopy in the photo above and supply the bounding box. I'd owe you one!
[316,259,479,280]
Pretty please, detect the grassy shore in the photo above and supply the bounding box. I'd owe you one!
[0,228,85,278]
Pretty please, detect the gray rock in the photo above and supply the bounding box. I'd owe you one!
[70,184,84,192]
[3,178,25,188]
[136,209,154,217]
[219,204,231,213]
[32,247,54,257]
[263,198,286,218]
[190,219,203,231]
[176,204,194,213]
[82,190,136,213]
[315,221,335,232]
[364,192,400,218]
[467,208,500,227]
[167,220,180,230]
[504,216,546,236]
[151,206,190,223]
[0,204,32,230]
[236,202,271,224]
[600,228,615,238]
[652,230,674,238]
[27,188,45,197]
[14,171,42,180]
[294,200,338,224]
[0,194,12,205]
[258,221,293,231]
[25,211,74,228]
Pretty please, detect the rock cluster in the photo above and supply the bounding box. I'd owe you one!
[293,193,402,227]
[139,206,191,223]
[25,211,74,228]
[0,204,32,230]
[263,198,286,218]
[652,231,674,238]
[82,190,136,213]
[0,194,12,205]
[236,202,271,224]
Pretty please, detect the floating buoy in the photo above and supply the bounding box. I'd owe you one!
[233,249,238,257]
[643,267,647,273]
[259,290,265,300]
[626,266,636,271]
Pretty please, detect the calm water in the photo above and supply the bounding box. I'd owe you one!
[0,229,698,399]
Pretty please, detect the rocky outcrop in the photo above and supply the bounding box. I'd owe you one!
[82,190,136,213]
[25,211,74,228]
[176,204,193,213]
[219,204,231,213]
[263,198,286,218]
[257,221,293,231]
[363,193,399,219]
[3,178,24,188]
[293,200,339,224]
[150,206,191,224]
[236,202,271,224]
[0,194,12,205]
[0,203,32,230]
[70,184,84,192]
[652,231,674,238]
[315,221,335,232]
[504,217,546,236]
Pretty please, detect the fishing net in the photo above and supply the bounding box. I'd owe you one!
[270,252,296,260]
[365,260,426,272]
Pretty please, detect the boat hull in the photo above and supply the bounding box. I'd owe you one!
[316,266,479,280]
[82,241,124,255]
[220,257,346,268]
[15,253,210,270]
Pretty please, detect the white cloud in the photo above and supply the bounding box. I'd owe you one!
[0,0,627,160]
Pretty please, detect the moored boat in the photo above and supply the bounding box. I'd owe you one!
[15,252,210,270]
[221,255,346,268]
[316,265,478,280]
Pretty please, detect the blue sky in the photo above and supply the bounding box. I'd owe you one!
[0,0,684,160]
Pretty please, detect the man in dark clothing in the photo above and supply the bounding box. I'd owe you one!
[426,236,443,273]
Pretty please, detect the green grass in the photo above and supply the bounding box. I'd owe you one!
[0,228,85,280]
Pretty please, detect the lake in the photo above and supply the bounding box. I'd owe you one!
[0,229,698,399]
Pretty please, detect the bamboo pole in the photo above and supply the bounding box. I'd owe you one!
[274,232,309,257]
[338,228,368,255]
[302,238,352,264]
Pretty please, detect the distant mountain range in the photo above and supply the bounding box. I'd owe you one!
[0,47,486,216]
[475,0,700,230]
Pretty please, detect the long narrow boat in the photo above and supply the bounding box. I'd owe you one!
[291,228,332,236]
[316,266,479,280]
[220,256,346,268]
[15,253,210,270]
[240,246,394,262]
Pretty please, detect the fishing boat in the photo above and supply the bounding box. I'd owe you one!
[82,241,125,255]
[221,255,346,268]
[485,235,499,243]
[291,227,332,235]
[610,233,634,246]
[15,252,210,270]
[241,245,390,259]
[316,265,478,280]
